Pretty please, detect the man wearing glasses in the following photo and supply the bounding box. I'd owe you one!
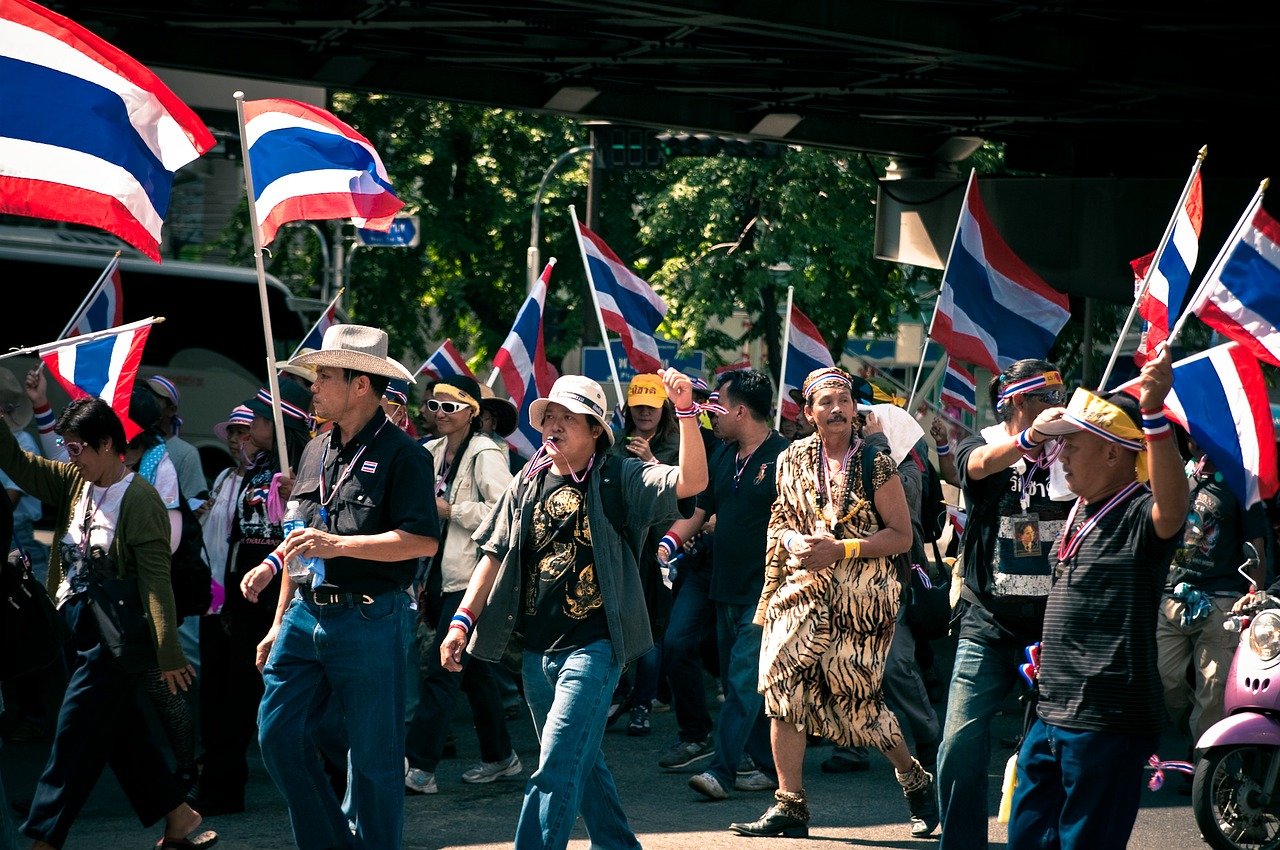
[935,360,1076,850]
[661,369,787,800]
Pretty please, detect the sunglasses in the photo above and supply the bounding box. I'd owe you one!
[56,437,90,458]
[426,399,470,415]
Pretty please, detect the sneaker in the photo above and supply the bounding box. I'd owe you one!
[461,751,522,784]
[904,770,939,838]
[627,704,652,736]
[405,760,438,795]
[658,736,716,770]
[652,700,672,713]
[737,755,756,775]
[688,771,728,800]
[734,770,778,792]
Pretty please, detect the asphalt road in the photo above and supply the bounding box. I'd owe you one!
[0,642,1213,850]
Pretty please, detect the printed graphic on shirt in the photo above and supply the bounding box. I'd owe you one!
[526,483,602,620]
[1175,491,1221,572]
[991,466,1069,597]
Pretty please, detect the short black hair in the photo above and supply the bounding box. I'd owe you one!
[344,369,390,398]
[718,369,772,422]
[55,397,126,455]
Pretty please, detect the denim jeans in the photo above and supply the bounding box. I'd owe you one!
[259,591,409,850]
[517,640,641,850]
[661,566,714,742]
[630,642,661,708]
[1007,718,1158,850]
[705,602,775,786]
[936,637,1023,850]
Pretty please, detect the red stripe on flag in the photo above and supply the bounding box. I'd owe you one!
[0,177,162,261]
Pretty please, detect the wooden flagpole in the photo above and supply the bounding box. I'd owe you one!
[774,286,795,431]
[58,251,122,340]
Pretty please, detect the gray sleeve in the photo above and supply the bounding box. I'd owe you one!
[898,457,925,538]
[625,459,690,534]
[473,475,521,560]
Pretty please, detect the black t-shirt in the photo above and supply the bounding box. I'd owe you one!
[293,409,440,596]
[1038,488,1181,734]
[955,433,1075,647]
[1168,472,1269,593]
[699,431,789,605]
[518,473,610,652]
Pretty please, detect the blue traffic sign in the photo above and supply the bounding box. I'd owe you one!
[583,339,705,384]
[356,215,420,248]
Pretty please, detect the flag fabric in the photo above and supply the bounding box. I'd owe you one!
[941,360,977,414]
[241,98,403,246]
[1188,203,1280,366]
[780,304,833,421]
[0,0,215,261]
[416,339,475,383]
[1131,252,1156,366]
[68,255,124,336]
[493,262,557,459]
[574,220,668,374]
[930,174,1071,373]
[300,300,339,352]
[1133,170,1205,365]
[1119,343,1278,509]
[39,318,155,440]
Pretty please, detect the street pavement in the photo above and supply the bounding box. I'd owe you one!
[1,648,1212,849]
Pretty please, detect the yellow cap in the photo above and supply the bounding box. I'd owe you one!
[627,373,666,408]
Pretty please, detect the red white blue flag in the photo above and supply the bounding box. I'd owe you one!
[241,99,403,246]
[39,317,155,440]
[0,0,214,261]
[1120,343,1278,508]
[941,360,977,414]
[1132,165,1205,366]
[67,254,124,337]
[416,338,475,383]
[1187,198,1280,366]
[297,294,341,354]
[573,216,668,374]
[494,262,557,459]
[930,173,1071,373]
[780,303,833,422]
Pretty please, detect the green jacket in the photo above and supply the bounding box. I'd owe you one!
[0,427,185,670]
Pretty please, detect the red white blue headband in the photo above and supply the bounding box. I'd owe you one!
[256,387,310,425]
[996,371,1063,412]
[801,367,854,401]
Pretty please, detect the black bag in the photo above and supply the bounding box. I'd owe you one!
[170,488,212,618]
[0,548,70,680]
[904,563,952,641]
[84,574,156,673]
[910,444,949,543]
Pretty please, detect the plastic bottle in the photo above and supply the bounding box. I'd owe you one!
[281,500,323,579]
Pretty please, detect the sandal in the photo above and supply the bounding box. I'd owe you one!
[155,830,218,849]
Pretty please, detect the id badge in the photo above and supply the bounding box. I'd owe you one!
[1011,513,1041,558]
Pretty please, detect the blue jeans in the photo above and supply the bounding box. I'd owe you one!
[259,592,409,850]
[936,637,1023,850]
[630,642,661,708]
[1007,718,1158,850]
[705,602,775,786]
[662,567,714,742]
[517,640,641,850]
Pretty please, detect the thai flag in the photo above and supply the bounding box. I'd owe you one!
[1119,343,1278,509]
[574,219,668,374]
[930,173,1071,373]
[301,301,339,352]
[67,255,124,336]
[0,0,214,261]
[780,304,833,421]
[1187,201,1280,366]
[416,339,475,383]
[941,361,977,414]
[494,262,557,459]
[39,317,155,440]
[242,99,403,246]
[1132,169,1204,365]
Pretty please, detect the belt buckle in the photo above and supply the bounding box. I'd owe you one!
[312,591,333,606]
[360,594,374,605]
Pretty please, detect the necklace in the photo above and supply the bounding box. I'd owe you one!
[1057,480,1146,562]
[318,418,390,525]
[816,438,861,526]
[732,438,765,492]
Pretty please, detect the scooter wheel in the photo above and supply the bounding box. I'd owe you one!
[1193,744,1280,849]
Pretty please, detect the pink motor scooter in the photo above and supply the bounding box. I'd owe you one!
[1191,543,1280,849]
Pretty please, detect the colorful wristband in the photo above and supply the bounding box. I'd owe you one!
[33,404,55,435]
[1142,412,1171,440]
[935,442,951,457]
[843,539,861,560]
[1016,429,1039,452]
[659,532,682,560]
[263,551,284,576]
[675,405,700,419]
[450,608,475,635]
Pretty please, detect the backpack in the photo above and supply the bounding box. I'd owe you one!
[910,444,949,543]
[170,488,213,618]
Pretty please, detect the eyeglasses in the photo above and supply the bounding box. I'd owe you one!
[56,437,89,458]
[426,399,470,415]
[1030,389,1066,405]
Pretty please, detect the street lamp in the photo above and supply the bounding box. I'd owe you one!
[528,145,593,292]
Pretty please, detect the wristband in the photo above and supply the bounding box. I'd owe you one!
[450,607,475,635]
[935,442,951,457]
[843,539,862,560]
[782,530,804,554]
[263,551,284,576]
[659,532,682,560]
[675,405,700,419]
[34,404,55,435]
[1016,429,1039,452]
[1142,412,1171,440]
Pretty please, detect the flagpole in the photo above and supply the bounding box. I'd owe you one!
[908,169,977,410]
[287,287,344,361]
[1168,178,1269,349]
[58,251,122,340]
[235,91,293,478]
[775,286,795,431]
[0,316,165,363]
[1097,146,1207,391]
[569,205,627,408]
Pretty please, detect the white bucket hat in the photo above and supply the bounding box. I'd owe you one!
[528,375,615,446]
[290,324,414,382]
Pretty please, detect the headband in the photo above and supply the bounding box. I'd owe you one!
[255,387,311,425]
[434,382,480,412]
[997,370,1063,412]
[802,367,854,401]
[1061,388,1148,483]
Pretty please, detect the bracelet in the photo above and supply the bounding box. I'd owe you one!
[263,551,284,576]
[675,405,700,419]
[659,532,683,559]
[34,404,55,435]
[1016,429,1039,452]
[843,539,862,560]
[1142,411,1172,440]
[935,442,951,457]
[450,607,475,635]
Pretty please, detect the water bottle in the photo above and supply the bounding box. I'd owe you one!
[281,500,323,580]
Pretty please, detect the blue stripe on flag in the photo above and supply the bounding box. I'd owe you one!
[1218,242,1280,328]
[71,335,119,399]
[586,254,665,331]
[948,243,1061,367]
[1,57,171,216]
[249,127,396,201]
[1174,357,1248,506]
[1157,241,1195,330]
[784,347,828,391]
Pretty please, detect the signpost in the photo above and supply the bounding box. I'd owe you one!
[582,338,705,386]
[356,214,420,248]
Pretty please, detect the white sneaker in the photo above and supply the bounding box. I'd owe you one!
[734,770,779,792]
[461,751,523,784]
[405,763,437,794]
[688,771,729,801]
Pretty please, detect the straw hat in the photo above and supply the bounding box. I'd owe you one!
[0,368,33,432]
[479,383,518,437]
[275,348,318,385]
[529,375,614,446]
[289,325,414,382]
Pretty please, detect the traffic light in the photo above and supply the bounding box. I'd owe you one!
[656,132,785,161]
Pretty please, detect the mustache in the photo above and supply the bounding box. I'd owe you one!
[825,413,848,423]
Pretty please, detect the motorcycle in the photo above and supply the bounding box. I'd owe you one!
[1191,542,1280,849]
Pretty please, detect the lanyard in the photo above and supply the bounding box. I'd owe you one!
[524,440,593,484]
[318,419,389,526]
[1056,480,1146,562]
[1018,439,1063,512]
[817,439,861,522]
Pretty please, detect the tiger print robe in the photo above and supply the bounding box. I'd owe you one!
[754,433,905,750]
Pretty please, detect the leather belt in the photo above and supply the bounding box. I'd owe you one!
[299,586,376,607]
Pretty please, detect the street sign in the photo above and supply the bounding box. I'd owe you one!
[356,214,420,248]
[582,339,705,384]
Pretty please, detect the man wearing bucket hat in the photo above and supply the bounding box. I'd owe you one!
[249,324,439,850]
[441,369,708,850]
[1006,346,1187,849]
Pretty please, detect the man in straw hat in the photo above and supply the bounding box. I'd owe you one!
[248,324,440,850]
[441,369,708,850]
[1006,346,1187,849]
